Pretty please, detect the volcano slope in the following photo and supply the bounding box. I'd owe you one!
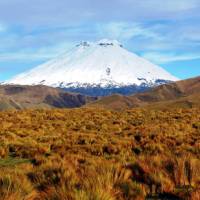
[0,106,199,200]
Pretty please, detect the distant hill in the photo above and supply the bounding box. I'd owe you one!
[1,76,199,111]
[0,85,97,110]
[89,76,200,110]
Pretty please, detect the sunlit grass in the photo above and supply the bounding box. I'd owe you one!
[0,107,199,199]
[0,157,30,167]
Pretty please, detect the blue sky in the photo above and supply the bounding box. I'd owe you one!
[0,0,200,81]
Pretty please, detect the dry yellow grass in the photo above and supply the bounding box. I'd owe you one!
[0,107,199,199]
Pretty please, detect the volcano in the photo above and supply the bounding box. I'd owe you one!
[6,39,178,96]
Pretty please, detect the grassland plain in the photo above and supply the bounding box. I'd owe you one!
[0,107,199,200]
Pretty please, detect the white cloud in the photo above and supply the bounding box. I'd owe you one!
[0,42,73,62]
[97,22,162,41]
[142,0,199,12]
[179,27,200,42]
[0,23,7,32]
[142,52,200,64]
[0,52,52,62]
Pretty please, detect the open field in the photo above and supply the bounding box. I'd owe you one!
[0,107,199,199]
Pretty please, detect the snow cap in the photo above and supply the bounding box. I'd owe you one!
[97,39,123,47]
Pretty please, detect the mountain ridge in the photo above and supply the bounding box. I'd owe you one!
[88,76,200,110]
[0,85,97,110]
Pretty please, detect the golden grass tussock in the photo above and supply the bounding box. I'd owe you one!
[0,107,199,199]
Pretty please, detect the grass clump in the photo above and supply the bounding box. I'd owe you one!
[0,107,199,199]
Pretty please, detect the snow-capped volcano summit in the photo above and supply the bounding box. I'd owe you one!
[6,39,178,96]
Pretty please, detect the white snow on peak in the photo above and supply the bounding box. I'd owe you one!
[96,39,123,47]
[6,39,178,88]
[76,41,92,47]
[76,39,122,48]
